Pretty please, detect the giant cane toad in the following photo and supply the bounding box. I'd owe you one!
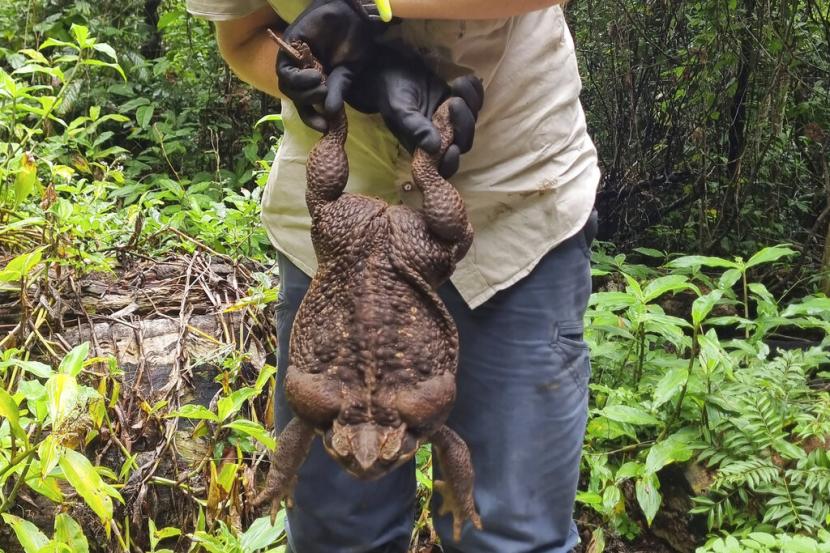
[252,38,481,541]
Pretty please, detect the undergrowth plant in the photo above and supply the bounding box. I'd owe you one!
[580,244,830,551]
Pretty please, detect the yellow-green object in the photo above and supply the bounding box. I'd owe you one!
[374,0,392,22]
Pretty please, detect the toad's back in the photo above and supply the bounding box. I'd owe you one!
[290,194,459,426]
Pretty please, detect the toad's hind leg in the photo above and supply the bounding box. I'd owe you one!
[411,101,474,261]
[251,418,315,516]
[305,108,349,219]
[431,425,482,542]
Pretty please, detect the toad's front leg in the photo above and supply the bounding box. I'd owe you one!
[430,425,482,542]
[251,417,315,517]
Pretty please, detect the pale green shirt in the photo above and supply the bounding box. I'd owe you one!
[187,0,600,308]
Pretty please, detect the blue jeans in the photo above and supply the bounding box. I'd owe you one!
[274,213,595,553]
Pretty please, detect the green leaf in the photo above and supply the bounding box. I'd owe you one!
[772,438,804,461]
[255,364,278,393]
[635,474,662,526]
[600,405,661,426]
[59,342,89,376]
[666,255,739,270]
[652,367,688,408]
[615,461,644,481]
[642,275,692,302]
[92,42,118,61]
[634,247,665,258]
[0,388,26,440]
[588,291,637,311]
[644,431,695,474]
[254,113,284,130]
[224,419,276,450]
[1,513,49,553]
[70,24,92,48]
[54,513,89,553]
[217,462,238,493]
[45,373,79,428]
[167,404,218,422]
[13,152,39,205]
[59,448,117,523]
[136,105,154,128]
[692,290,723,327]
[12,359,54,378]
[217,387,258,422]
[157,11,179,30]
[718,268,742,290]
[240,513,286,553]
[745,246,797,269]
[781,297,830,318]
[0,247,46,282]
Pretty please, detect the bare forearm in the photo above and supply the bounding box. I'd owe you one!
[215,6,285,97]
[390,0,566,20]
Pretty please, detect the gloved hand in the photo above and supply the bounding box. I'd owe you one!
[277,0,382,132]
[348,46,485,178]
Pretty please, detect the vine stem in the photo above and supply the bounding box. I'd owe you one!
[657,326,698,442]
[0,454,34,513]
[0,446,37,482]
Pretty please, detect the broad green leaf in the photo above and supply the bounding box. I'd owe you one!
[666,255,739,270]
[25,467,64,502]
[633,247,665,258]
[615,461,644,481]
[255,364,278,393]
[82,58,126,81]
[70,24,92,48]
[652,367,688,408]
[645,431,695,474]
[0,388,26,440]
[717,268,742,291]
[59,342,89,376]
[167,404,218,422]
[13,359,53,378]
[1,513,49,553]
[622,273,643,299]
[0,247,46,282]
[600,405,661,426]
[54,513,89,553]
[588,291,637,311]
[642,275,692,302]
[216,462,239,493]
[136,105,154,128]
[59,448,117,523]
[92,42,118,61]
[692,290,723,327]
[635,474,662,526]
[45,373,79,428]
[13,152,39,205]
[745,245,797,269]
[781,297,830,318]
[748,532,777,546]
[224,419,276,450]
[240,513,287,553]
[217,387,259,421]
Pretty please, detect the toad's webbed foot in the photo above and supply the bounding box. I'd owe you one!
[251,418,315,518]
[431,425,482,542]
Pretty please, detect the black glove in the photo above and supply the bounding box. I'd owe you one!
[277,0,382,132]
[348,46,485,178]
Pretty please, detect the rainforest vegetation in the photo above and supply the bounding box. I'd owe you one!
[0,1,828,552]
